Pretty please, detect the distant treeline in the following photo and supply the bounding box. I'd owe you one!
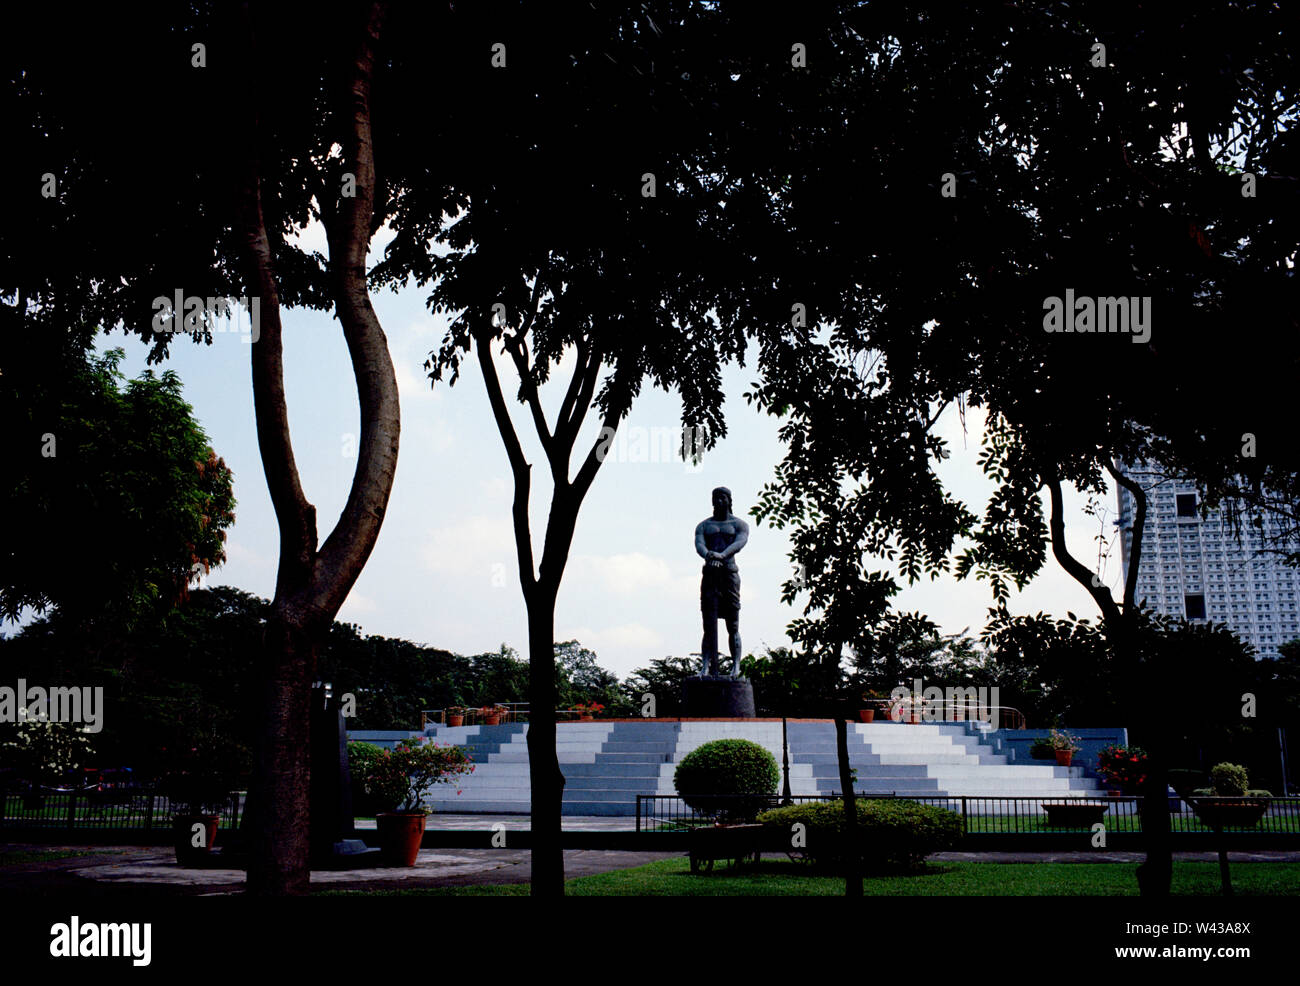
[0,587,634,778]
[2,587,1296,790]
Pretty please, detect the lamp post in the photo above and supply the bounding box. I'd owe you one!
[781,714,793,805]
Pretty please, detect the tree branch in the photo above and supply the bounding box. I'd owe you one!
[1045,475,1122,623]
[1105,460,1147,612]
[235,2,317,601]
[474,321,537,590]
[556,338,605,456]
[555,337,591,446]
[571,366,632,502]
[313,0,401,624]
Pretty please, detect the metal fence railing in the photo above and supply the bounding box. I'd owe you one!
[868,700,1027,730]
[635,793,1300,838]
[1,789,243,832]
[423,703,609,728]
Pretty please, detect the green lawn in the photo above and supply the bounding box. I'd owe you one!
[0,849,112,867]
[319,857,1300,896]
[649,809,1297,836]
[961,813,1298,835]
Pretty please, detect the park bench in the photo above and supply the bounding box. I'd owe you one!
[687,823,776,873]
[1041,801,1110,827]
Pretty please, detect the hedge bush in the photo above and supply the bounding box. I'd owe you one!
[1028,739,1054,760]
[347,741,388,816]
[757,799,962,872]
[673,739,779,820]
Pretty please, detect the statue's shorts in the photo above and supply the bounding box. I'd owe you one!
[700,568,741,619]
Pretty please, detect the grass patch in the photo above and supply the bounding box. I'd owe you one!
[318,857,1300,896]
[0,849,108,867]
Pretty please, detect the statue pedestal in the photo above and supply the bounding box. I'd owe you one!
[681,675,756,718]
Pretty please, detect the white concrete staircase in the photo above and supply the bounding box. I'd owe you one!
[420,720,1101,815]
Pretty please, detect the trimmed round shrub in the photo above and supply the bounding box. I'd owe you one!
[1210,762,1249,797]
[757,799,962,872]
[1028,738,1054,760]
[673,739,779,821]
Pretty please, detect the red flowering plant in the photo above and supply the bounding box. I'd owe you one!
[358,740,474,814]
[574,702,605,718]
[1095,745,1149,793]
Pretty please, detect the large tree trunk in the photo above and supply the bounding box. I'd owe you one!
[1136,757,1173,896]
[247,614,317,896]
[235,1,397,896]
[1046,469,1172,896]
[469,325,626,898]
[526,586,566,896]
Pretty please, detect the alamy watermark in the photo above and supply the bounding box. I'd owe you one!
[595,423,707,473]
[50,916,150,966]
[888,678,1001,730]
[1042,290,1151,344]
[151,290,260,343]
[0,680,103,733]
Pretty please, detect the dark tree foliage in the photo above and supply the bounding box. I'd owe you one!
[370,2,818,895]
[6,1,406,893]
[732,2,1298,897]
[0,344,235,630]
[0,587,630,773]
[741,646,846,718]
[622,657,700,718]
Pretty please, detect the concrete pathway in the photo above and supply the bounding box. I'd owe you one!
[4,841,1296,896]
[354,813,639,831]
[0,843,676,895]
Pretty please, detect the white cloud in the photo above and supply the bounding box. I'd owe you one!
[420,515,516,575]
[340,591,377,619]
[569,552,675,595]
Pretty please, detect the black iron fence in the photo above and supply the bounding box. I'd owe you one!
[636,793,1300,839]
[1,788,243,832]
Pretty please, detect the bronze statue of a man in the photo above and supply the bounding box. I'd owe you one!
[695,486,749,677]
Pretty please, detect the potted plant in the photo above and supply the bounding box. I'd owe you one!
[160,738,237,867]
[446,707,466,727]
[1190,762,1271,829]
[574,701,604,721]
[360,740,474,866]
[1049,728,1081,767]
[1095,745,1148,796]
[859,690,884,723]
[479,706,503,726]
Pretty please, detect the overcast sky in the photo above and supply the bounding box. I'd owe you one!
[73,226,1120,680]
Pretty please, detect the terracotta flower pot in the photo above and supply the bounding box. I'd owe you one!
[859,709,876,723]
[376,812,427,866]
[447,714,464,727]
[579,714,594,721]
[1054,749,1074,767]
[484,714,501,726]
[173,814,219,866]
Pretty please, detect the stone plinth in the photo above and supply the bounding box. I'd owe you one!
[681,675,756,718]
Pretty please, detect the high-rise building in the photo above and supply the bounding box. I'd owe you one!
[1116,461,1300,659]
